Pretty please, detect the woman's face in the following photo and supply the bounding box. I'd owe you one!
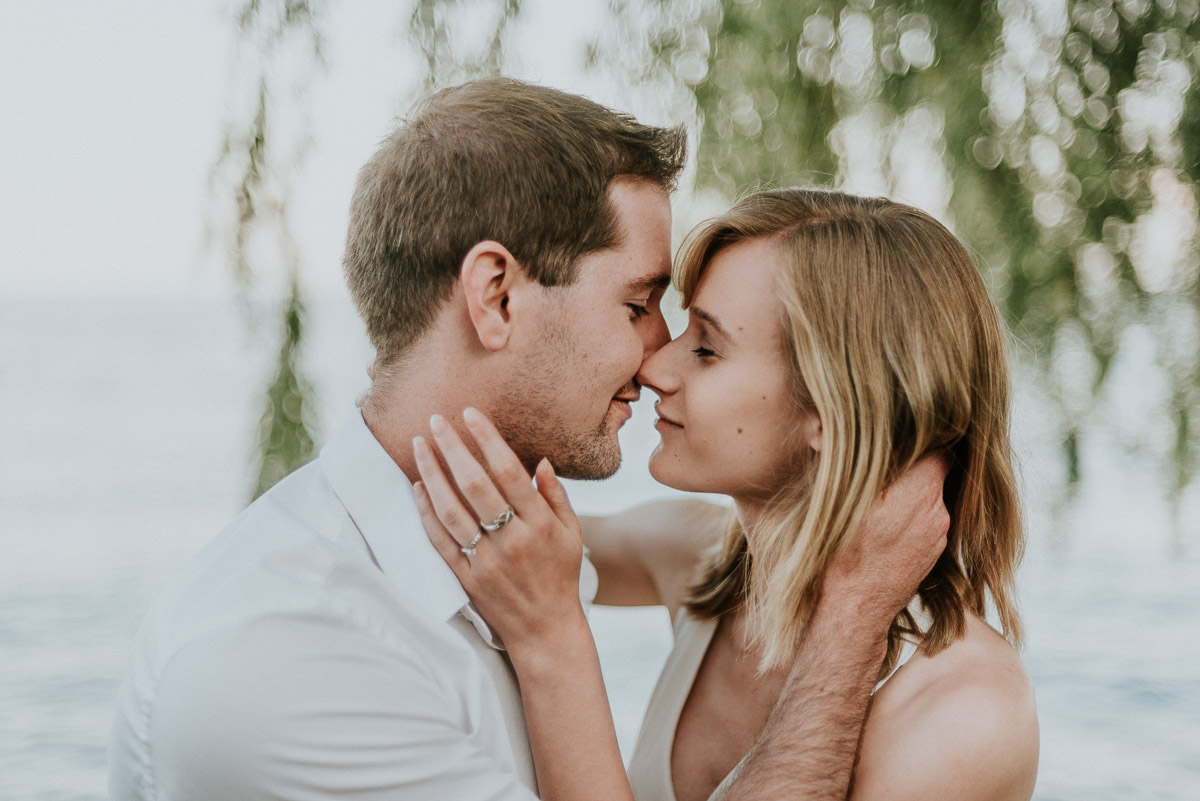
[639,236,820,504]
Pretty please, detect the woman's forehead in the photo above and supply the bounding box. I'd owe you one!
[692,238,784,346]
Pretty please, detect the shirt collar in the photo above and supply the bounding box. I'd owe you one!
[320,411,504,648]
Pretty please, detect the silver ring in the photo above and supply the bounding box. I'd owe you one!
[479,506,514,532]
[460,531,484,557]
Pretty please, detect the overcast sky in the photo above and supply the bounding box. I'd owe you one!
[0,0,618,300]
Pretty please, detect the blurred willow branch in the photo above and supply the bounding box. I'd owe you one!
[208,0,326,499]
[410,0,521,89]
[210,0,520,498]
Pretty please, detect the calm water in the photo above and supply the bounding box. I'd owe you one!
[1,297,1197,800]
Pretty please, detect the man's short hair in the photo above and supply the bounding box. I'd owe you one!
[343,77,687,364]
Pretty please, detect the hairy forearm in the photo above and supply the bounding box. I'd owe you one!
[506,614,635,801]
[715,604,888,801]
[713,454,950,799]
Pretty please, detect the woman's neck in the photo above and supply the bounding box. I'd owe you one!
[732,497,768,558]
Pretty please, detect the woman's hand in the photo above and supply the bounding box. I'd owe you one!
[411,407,587,653]
[414,408,636,801]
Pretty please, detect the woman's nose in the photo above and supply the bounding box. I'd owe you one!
[636,336,680,395]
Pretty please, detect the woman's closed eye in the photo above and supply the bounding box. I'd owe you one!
[691,345,717,359]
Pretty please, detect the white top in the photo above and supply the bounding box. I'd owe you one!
[627,604,928,801]
[110,412,596,800]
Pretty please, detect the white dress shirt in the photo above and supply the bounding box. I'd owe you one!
[110,412,595,800]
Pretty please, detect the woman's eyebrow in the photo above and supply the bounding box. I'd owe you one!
[689,305,731,341]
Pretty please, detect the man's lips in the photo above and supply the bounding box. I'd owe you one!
[610,392,638,419]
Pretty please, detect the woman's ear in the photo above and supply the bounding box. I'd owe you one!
[800,412,823,453]
[460,240,524,351]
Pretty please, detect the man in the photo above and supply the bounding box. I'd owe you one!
[110,78,946,800]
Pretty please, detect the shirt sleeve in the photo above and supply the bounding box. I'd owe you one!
[143,609,539,801]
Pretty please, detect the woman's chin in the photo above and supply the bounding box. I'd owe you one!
[648,449,702,492]
[647,448,677,488]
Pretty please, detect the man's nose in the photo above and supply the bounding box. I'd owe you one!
[643,310,671,357]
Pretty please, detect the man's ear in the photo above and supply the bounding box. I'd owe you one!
[460,240,527,352]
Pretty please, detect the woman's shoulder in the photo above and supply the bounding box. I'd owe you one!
[901,613,1033,707]
[852,613,1039,801]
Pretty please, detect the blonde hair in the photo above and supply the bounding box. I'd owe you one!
[680,188,1024,675]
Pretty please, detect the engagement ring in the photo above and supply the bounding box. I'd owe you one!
[460,531,484,557]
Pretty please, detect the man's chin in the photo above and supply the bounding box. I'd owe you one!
[550,435,623,481]
[554,452,622,481]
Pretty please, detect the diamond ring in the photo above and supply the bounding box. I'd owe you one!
[460,531,484,557]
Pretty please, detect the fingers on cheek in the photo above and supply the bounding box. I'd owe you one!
[413,482,432,513]
[437,505,467,536]
[413,485,443,533]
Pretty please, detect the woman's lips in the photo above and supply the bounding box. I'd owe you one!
[653,417,682,433]
[653,405,683,429]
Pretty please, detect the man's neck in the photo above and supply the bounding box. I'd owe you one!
[360,351,495,486]
[361,399,424,486]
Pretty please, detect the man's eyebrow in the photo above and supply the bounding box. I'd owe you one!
[626,273,672,293]
[689,305,731,341]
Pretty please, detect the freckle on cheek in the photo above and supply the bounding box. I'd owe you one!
[737,428,743,434]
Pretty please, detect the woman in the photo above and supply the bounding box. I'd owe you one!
[412,188,1039,800]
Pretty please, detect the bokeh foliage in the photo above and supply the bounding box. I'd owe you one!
[216,0,1200,537]
[604,0,1199,531]
[251,286,318,498]
[210,0,324,500]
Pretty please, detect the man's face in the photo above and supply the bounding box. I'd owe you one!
[495,177,672,479]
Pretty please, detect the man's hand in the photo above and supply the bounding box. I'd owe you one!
[822,453,951,630]
[715,454,952,801]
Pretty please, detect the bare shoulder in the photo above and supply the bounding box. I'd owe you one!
[851,614,1039,801]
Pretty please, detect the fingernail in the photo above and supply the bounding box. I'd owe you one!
[430,414,446,434]
[463,407,482,425]
[413,435,426,453]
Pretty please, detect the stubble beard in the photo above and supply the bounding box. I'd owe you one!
[492,319,625,481]
[492,389,624,481]
[546,409,623,480]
